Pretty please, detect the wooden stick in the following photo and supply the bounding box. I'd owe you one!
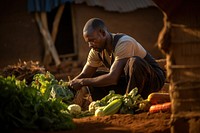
[35,12,61,66]
[51,4,65,43]
[67,76,71,82]
[41,12,49,31]
[35,13,51,66]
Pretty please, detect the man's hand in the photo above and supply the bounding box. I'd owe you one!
[69,79,83,90]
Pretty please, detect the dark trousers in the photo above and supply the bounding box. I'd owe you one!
[90,56,166,101]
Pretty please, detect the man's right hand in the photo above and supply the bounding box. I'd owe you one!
[69,79,83,90]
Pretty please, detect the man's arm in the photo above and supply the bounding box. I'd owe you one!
[69,64,97,90]
[73,64,97,79]
[79,58,129,87]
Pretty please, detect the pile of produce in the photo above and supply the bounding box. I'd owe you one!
[146,92,171,113]
[0,60,171,132]
[87,88,171,117]
[88,88,144,116]
[0,72,75,131]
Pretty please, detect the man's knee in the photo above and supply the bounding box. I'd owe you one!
[127,56,146,67]
[128,56,142,63]
[125,56,146,72]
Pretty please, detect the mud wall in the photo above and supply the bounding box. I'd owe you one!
[72,4,164,64]
[0,0,43,68]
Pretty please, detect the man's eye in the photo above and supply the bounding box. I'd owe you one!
[89,40,96,43]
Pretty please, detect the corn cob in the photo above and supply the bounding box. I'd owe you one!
[103,98,122,116]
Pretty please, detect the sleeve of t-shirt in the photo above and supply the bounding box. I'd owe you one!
[85,49,103,67]
[114,41,134,60]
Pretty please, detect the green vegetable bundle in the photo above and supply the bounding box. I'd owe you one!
[89,87,144,116]
[0,74,75,131]
[31,71,74,103]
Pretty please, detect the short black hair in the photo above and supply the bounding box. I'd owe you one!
[84,18,106,32]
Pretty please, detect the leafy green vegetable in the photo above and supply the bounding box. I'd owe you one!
[100,90,122,105]
[31,71,74,103]
[89,87,144,115]
[120,87,143,114]
[0,74,75,131]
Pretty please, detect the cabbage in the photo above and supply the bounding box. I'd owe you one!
[68,104,82,115]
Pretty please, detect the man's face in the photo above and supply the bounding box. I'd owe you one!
[83,30,106,52]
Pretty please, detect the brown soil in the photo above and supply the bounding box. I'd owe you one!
[70,112,171,133]
[14,112,171,133]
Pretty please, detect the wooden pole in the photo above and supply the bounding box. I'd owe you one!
[35,12,61,66]
[40,12,52,66]
[51,4,65,43]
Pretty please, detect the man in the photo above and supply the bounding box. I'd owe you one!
[69,18,165,101]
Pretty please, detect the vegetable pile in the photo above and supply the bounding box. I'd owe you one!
[88,88,144,116]
[138,92,171,113]
[0,72,75,131]
[88,88,171,116]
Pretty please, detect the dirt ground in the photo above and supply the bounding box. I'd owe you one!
[14,112,171,133]
[70,112,171,133]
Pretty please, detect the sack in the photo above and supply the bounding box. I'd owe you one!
[73,86,93,111]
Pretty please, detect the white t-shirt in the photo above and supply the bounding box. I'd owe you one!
[86,34,147,68]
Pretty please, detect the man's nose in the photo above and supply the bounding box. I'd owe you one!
[89,42,94,48]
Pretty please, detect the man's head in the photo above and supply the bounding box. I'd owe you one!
[83,18,108,52]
